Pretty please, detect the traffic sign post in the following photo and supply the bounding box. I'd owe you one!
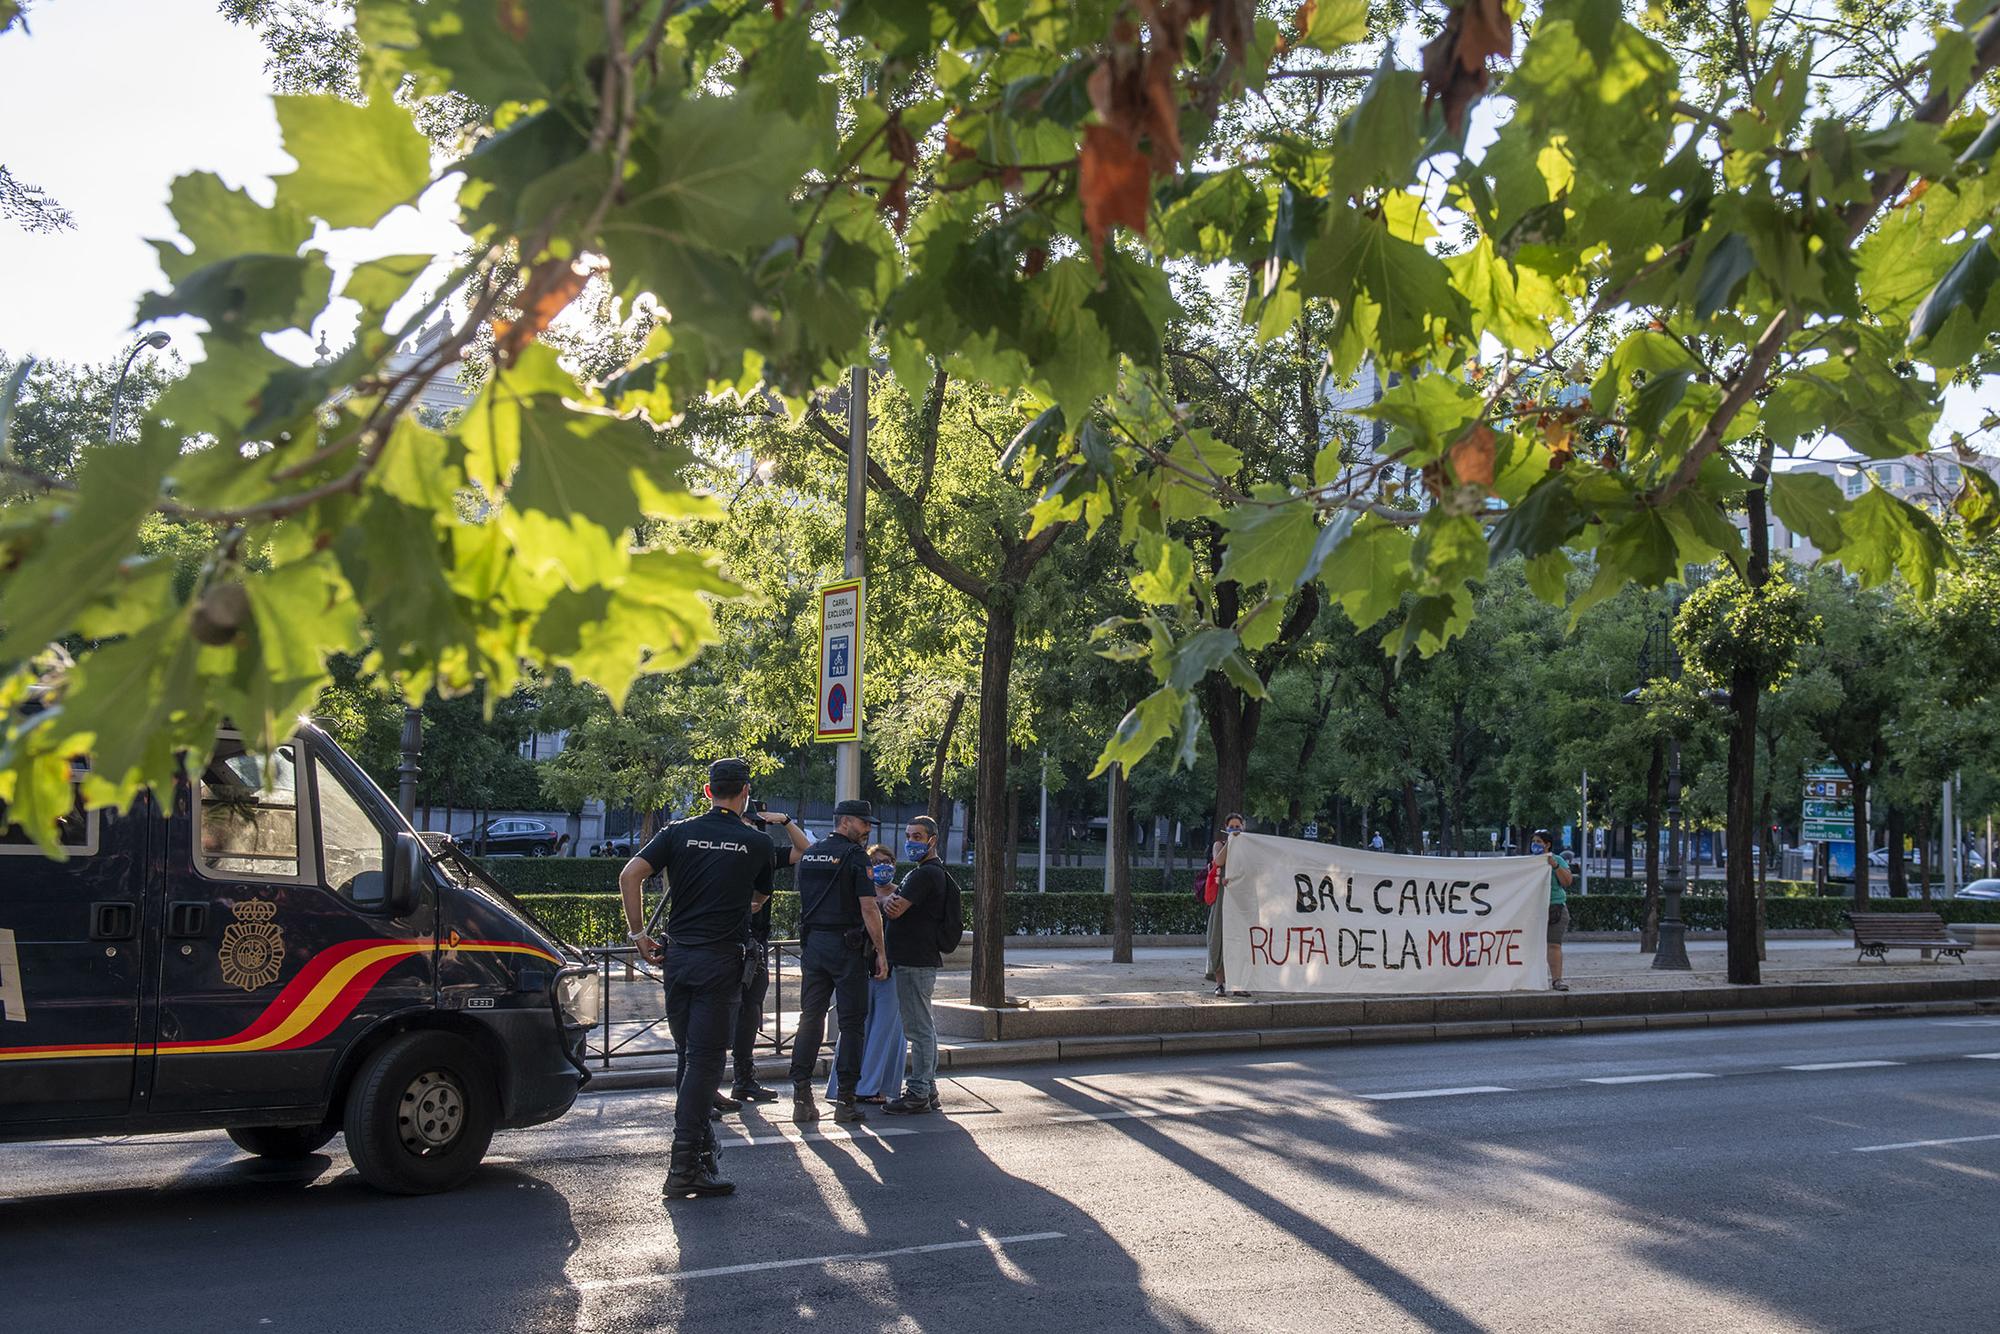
[816,577,863,744]
[1802,764,1853,844]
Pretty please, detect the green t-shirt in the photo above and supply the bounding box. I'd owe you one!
[1546,852,1570,906]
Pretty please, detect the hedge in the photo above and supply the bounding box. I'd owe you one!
[509,886,2000,948]
[476,857,1193,897]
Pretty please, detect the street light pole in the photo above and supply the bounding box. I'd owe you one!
[109,332,170,444]
[397,705,422,821]
[835,365,866,806]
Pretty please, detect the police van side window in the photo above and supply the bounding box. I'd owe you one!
[197,741,302,880]
[314,758,387,906]
[0,790,97,857]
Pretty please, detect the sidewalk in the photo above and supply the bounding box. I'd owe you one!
[580,938,2000,1090]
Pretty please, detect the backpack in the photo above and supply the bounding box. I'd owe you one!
[934,866,966,953]
[1196,862,1220,906]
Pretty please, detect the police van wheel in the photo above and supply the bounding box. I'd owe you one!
[227,1124,337,1160]
[343,1031,497,1195]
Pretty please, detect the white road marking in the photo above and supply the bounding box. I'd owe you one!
[725,1128,916,1147]
[1047,1108,1164,1123]
[1853,1133,2000,1154]
[577,1231,1068,1288]
[1583,1072,1717,1085]
[1963,1053,2000,1060]
[1360,1086,1514,1100]
[1784,1061,1904,1071]
[1933,1019,2000,1027]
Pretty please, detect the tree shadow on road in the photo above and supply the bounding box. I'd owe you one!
[621,1110,1220,1334]
[0,1160,581,1333]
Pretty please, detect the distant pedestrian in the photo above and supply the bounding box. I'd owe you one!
[882,815,950,1115]
[789,799,888,1124]
[1370,830,1384,851]
[620,758,774,1200]
[1533,828,1574,992]
[827,845,906,1105]
[1207,813,1248,997]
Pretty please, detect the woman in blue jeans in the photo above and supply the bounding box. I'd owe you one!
[828,845,906,1103]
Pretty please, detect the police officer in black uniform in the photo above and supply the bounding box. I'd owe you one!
[789,798,888,1124]
[619,758,776,1200]
[722,805,808,1108]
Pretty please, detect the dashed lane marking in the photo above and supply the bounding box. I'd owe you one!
[577,1231,1068,1288]
[1784,1061,1904,1071]
[1360,1086,1514,1100]
[1853,1133,2000,1154]
[1583,1072,1717,1085]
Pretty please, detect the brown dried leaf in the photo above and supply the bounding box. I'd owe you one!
[498,0,529,40]
[885,120,917,167]
[879,170,912,236]
[1080,124,1152,264]
[1419,0,1513,136]
[1545,419,1575,472]
[1449,423,1497,490]
[944,130,977,163]
[493,259,596,367]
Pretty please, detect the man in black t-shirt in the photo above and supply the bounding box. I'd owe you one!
[619,758,775,1200]
[882,814,950,1115]
[788,798,887,1124]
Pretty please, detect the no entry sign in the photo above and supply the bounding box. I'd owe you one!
[816,578,863,742]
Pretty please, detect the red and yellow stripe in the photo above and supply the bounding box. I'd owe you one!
[0,938,560,1064]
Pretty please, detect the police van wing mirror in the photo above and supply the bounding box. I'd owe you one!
[386,832,424,917]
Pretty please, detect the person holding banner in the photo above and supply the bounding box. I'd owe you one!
[1533,829,1574,991]
[1207,813,1249,997]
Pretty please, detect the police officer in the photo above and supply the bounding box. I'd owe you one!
[789,798,888,1125]
[722,804,809,1108]
[619,758,776,1200]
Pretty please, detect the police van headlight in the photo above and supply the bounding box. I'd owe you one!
[554,969,602,1027]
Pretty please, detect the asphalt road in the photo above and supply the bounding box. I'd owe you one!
[4,1017,1998,1333]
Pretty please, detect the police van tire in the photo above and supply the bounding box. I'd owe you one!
[343,1031,497,1195]
[227,1124,338,1159]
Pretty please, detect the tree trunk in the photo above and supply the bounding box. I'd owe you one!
[970,604,1018,1008]
[1756,785,1772,961]
[1401,781,1421,854]
[1643,738,1663,953]
[1205,676,1259,833]
[926,688,967,860]
[1109,763,1133,963]
[1622,818,1634,880]
[1724,659,1761,984]
[1886,803,1909,897]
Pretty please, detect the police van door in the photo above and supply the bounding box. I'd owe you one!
[0,788,149,1125]
[147,734,431,1114]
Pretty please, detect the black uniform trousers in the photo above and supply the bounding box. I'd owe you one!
[788,929,868,1091]
[731,944,770,1088]
[663,941,744,1145]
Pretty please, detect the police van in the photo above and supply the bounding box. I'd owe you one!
[0,724,599,1194]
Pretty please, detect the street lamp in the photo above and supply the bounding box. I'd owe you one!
[1623,608,1694,971]
[109,331,170,444]
[724,456,777,510]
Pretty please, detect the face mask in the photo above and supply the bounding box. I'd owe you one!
[870,863,895,886]
[904,839,929,861]
[1532,843,1547,854]
[1227,827,1242,837]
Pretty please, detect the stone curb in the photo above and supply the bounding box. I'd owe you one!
[578,994,2000,1093]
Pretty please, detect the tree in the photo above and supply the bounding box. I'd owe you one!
[2,0,1996,901]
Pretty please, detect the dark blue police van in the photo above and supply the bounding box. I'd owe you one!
[0,724,597,1193]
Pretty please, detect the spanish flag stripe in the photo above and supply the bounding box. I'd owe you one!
[0,942,559,1063]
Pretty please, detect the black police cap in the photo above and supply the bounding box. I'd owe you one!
[708,757,752,786]
[832,799,878,823]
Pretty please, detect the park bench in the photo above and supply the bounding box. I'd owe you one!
[1844,910,1968,963]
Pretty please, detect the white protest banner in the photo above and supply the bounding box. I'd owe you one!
[1220,834,1553,993]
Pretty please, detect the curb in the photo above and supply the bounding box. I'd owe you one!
[577,995,2000,1094]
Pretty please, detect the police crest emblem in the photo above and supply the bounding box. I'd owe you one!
[219,899,286,991]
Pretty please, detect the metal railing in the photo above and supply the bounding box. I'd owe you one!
[577,938,804,1070]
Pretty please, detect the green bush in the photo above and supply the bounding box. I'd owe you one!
[480,856,1193,897]
[1566,894,2000,932]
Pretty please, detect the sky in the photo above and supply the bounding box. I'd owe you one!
[0,0,464,367]
[0,0,1991,457]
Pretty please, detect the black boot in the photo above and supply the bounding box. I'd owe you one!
[732,1079,779,1103]
[792,1081,820,1124]
[663,1138,734,1200]
[712,1090,744,1112]
[833,1095,866,1124]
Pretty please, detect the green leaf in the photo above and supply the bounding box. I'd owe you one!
[241,556,362,687]
[1841,485,1952,598]
[1318,514,1414,629]
[152,173,309,284]
[273,80,432,230]
[1909,234,2000,350]
[1694,233,1755,320]
[1956,464,2000,540]
[1295,510,1358,587]
[1300,0,1369,50]
[1168,627,1242,691]
[1362,374,1483,459]
[1129,527,1194,607]
[1084,250,1176,366]
[1090,685,1185,778]
[1524,549,1572,604]
[1218,486,1320,589]
[1768,470,1849,555]
[1447,241,1562,350]
[1328,67,1422,201]
[1301,198,1470,373]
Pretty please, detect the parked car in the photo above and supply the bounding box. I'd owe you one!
[1954,878,2000,901]
[463,818,566,857]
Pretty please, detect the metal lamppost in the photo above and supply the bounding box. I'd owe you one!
[1625,610,1693,971]
[397,706,422,821]
[109,331,170,443]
